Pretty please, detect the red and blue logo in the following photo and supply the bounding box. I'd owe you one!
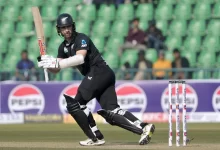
[8,84,45,114]
[116,83,147,113]
[161,84,198,112]
[212,86,220,112]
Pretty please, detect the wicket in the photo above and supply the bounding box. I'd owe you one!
[168,80,187,147]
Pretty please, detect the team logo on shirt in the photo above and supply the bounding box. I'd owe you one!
[71,44,74,50]
[64,47,68,53]
[81,40,87,47]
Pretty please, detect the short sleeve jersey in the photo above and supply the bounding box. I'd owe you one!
[57,33,104,76]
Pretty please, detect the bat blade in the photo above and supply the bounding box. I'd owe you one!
[32,7,46,56]
[32,7,49,82]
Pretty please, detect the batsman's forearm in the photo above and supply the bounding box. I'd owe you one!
[59,54,84,69]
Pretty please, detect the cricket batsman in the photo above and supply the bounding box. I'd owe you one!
[38,13,155,146]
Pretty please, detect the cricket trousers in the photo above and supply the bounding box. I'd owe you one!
[75,62,120,110]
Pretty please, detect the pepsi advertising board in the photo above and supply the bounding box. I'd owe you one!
[7,84,45,114]
[1,80,220,115]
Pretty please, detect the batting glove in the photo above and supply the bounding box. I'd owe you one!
[37,55,51,68]
[38,55,59,69]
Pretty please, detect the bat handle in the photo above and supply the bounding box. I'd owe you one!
[44,68,49,82]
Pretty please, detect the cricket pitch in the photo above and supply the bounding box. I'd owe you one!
[0,123,219,150]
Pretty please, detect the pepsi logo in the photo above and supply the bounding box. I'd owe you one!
[8,84,45,114]
[212,86,220,112]
[161,84,198,112]
[116,83,147,113]
[59,84,96,114]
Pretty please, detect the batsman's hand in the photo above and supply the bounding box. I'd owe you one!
[37,55,59,69]
[37,55,51,68]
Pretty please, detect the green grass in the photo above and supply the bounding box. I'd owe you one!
[0,123,220,150]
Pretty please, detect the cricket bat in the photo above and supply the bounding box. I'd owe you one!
[32,7,49,82]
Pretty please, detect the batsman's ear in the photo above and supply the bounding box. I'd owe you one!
[37,56,41,62]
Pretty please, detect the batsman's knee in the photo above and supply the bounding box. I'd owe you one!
[64,94,91,116]
[63,94,80,114]
[111,107,127,115]
[80,105,90,116]
[97,107,126,125]
[97,108,143,134]
[97,109,114,125]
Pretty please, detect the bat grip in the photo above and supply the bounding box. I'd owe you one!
[44,68,49,82]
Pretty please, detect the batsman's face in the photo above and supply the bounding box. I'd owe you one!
[60,25,72,39]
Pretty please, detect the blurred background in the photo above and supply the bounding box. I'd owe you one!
[0,1,220,147]
[0,0,219,81]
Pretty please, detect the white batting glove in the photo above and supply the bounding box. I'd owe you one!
[38,55,59,69]
[37,55,52,68]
